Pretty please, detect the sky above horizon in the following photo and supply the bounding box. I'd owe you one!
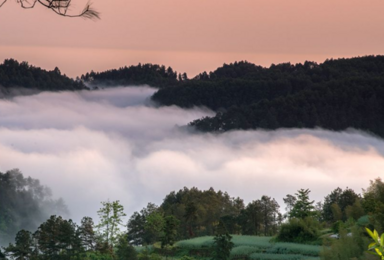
[1,0,384,78]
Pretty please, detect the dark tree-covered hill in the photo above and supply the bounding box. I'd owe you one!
[0,59,86,96]
[0,169,68,245]
[81,63,179,88]
[151,56,384,137]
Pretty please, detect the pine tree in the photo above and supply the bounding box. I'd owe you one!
[290,189,315,219]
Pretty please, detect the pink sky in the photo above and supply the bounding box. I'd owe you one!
[1,0,384,78]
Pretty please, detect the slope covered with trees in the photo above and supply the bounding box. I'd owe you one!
[2,172,384,260]
[81,64,179,88]
[0,59,86,94]
[0,169,68,245]
[151,56,384,137]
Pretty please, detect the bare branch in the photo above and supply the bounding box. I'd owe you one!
[0,0,8,8]
[9,0,100,19]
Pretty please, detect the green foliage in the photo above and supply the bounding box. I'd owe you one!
[321,226,365,260]
[249,253,311,260]
[0,169,68,244]
[3,230,35,259]
[137,248,162,260]
[115,236,138,260]
[290,189,315,219]
[145,211,165,242]
[179,256,196,260]
[230,245,262,257]
[161,215,180,249]
[33,215,83,259]
[331,220,344,234]
[266,243,321,257]
[96,200,126,246]
[363,178,384,233]
[239,196,281,236]
[276,217,320,243]
[322,187,361,222]
[159,187,244,239]
[366,228,384,259]
[127,203,159,245]
[211,233,234,260]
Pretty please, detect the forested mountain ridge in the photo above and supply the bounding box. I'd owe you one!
[151,55,384,137]
[81,63,179,88]
[0,59,86,94]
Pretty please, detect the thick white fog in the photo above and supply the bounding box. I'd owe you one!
[0,86,383,222]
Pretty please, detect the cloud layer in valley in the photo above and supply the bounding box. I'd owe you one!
[0,86,383,223]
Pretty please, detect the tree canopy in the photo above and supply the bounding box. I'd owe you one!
[0,169,68,245]
[0,59,86,94]
[149,56,384,138]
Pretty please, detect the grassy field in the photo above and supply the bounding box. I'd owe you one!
[173,235,321,260]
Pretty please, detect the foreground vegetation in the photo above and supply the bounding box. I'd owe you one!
[1,169,384,260]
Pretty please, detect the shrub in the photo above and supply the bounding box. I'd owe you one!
[320,226,365,260]
[267,243,321,257]
[276,217,320,243]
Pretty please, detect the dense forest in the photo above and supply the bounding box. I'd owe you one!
[81,64,180,88]
[1,169,384,260]
[0,59,86,96]
[4,56,384,138]
[151,56,384,137]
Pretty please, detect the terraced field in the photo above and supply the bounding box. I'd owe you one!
[175,235,321,260]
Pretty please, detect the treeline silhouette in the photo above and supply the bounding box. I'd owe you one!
[151,56,384,137]
[81,64,179,88]
[0,59,86,91]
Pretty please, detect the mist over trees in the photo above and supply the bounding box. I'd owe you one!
[0,169,69,245]
[4,55,384,139]
[151,55,384,138]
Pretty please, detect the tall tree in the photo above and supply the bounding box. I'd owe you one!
[96,200,127,246]
[290,189,315,219]
[33,215,79,259]
[116,236,138,260]
[4,230,35,260]
[160,216,179,249]
[211,221,234,260]
[323,187,360,222]
[260,196,280,236]
[363,178,384,232]
[79,216,96,251]
[283,194,297,218]
[127,203,159,245]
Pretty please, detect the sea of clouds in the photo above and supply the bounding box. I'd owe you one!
[0,86,383,222]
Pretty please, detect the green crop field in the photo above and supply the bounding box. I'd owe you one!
[174,235,321,260]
